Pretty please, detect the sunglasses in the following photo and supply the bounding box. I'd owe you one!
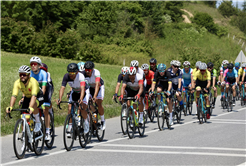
[200,70,206,72]
[143,69,149,72]
[223,65,227,67]
[207,67,212,69]
[173,66,179,68]
[184,65,189,68]
[150,63,156,65]
[30,62,38,66]
[159,70,165,73]
[19,73,29,77]
[85,69,92,72]
[68,72,76,75]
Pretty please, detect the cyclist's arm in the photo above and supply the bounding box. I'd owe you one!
[178,78,182,89]
[206,80,211,89]
[242,74,245,83]
[151,81,156,92]
[29,95,37,109]
[168,81,172,92]
[42,71,48,95]
[120,83,127,96]
[59,86,66,101]
[80,85,85,102]
[138,79,144,96]
[9,96,17,108]
[94,81,100,99]
[212,77,216,87]
[115,82,121,94]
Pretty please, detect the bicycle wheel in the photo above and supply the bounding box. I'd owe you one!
[227,91,232,112]
[165,111,171,129]
[202,99,207,123]
[189,94,193,115]
[87,113,93,144]
[13,119,26,159]
[197,98,203,124]
[63,114,74,151]
[96,112,105,142]
[144,109,148,124]
[120,103,127,135]
[241,90,244,106]
[33,119,45,155]
[79,118,88,148]
[45,112,55,149]
[138,111,145,137]
[126,107,135,139]
[149,106,155,122]
[157,103,165,131]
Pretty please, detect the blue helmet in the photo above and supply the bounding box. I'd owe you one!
[77,62,85,71]
[157,63,166,72]
[235,62,240,67]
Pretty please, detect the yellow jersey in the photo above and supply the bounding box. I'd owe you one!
[193,70,211,81]
[12,77,40,98]
[192,68,199,76]
[238,68,244,76]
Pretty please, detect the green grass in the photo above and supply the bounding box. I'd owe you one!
[1,51,122,135]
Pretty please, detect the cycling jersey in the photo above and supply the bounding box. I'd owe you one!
[144,70,154,86]
[137,67,144,77]
[220,66,227,75]
[223,69,238,80]
[233,67,240,73]
[123,73,143,91]
[30,70,47,87]
[238,68,244,76]
[117,74,124,83]
[193,70,211,81]
[12,77,40,98]
[182,68,193,87]
[149,65,158,72]
[167,67,182,86]
[210,69,217,77]
[62,72,89,93]
[81,69,104,88]
[192,68,199,76]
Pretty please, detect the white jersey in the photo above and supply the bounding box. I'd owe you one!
[81,69,104,88]
[62,72,88,93]
[123,73,143,91]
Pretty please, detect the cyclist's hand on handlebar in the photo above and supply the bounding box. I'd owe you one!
[112,93,117,100]
[92,97,97,103]
[118,95,123,102]
[135,94,140,101]
[6,107,12,114]
[191,88,195,94]
[166,91,171,96]
[56,99,61,106]
[78,99,83,105]
[204,88,208,93]
[27,107,34,114]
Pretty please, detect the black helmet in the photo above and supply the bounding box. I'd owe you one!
[227,63,234,69]
[84,61,94,69]
[149,58,157,64]
[67,63,78,72]
[207,62,214,68]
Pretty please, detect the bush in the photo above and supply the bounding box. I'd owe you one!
[76,41,102,62]
[193,12,216,34]
[218,1,236,18]
[230,11,246,34]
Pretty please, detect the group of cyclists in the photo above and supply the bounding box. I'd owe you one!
[5,56,246,155]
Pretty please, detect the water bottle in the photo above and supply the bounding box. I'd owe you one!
[134,109,138,119]
[29,119,34,131]
[77,116,81,126]
[25,121,32,143]
[93,113,97,123]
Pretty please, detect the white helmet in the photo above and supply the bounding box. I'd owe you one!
[195,61,202,68]
[30,56,42,65]
[183,61,190,66]
[222,60,229,65]
[130,60,139,67]
[141,63,149,70]
[170,60,176,65]
[121,66,129,75]
[77,62,85,72]
[199,63,207,70]
[173,60,181,67]
[128,67,137,75]
[242,63,246,68]
[19,65,31,73]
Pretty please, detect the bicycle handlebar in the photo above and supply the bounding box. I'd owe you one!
[57,101,80,110]
[6,108,31,119]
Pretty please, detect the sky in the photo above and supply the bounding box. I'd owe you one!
[216,0,245,10]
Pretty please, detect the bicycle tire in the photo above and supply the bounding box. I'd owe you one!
[227,90,232,112]
[45,112,55,149]
[63,114,74,151]
[144,109,148,124]
[197,98,203,124]
[33,119,45,155]
[13,119,26,159]
[165,111,171,129]
[126,107,135,139]
[138,111,145,137]
[149,106,155,122]
[87,113,93,144]
[120,103,128,135]
[96,112,105,142]
[202,98,207,123]
[241,89,244,106]
[157,103,165,131]
[79,118,88,148]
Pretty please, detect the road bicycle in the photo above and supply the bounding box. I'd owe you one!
[196,89,207,124]
[172,90,181,124]
[114,96,127,135]
[7,108,45,159]
[143,91,155,123]
[124,97,146,139]
[58,101,88,151]
[156,92,171,130]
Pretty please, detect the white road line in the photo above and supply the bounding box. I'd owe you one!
[80,149,246,157]
[211,119,246,122]
[100,144,246,152]
[210,121,246,125]
[2,107,246,166]
[238,162,246,166]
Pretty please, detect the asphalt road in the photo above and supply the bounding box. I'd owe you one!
[1,98,246,166]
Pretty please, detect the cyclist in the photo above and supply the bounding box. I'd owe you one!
[150,64,173,125]
[182,61,193,110]
[6,65,44,135]
[241,63,246,98]
[222,63,238,106]
[40,63,54,140]
[192,63,211,119]
[30,56,52,140]
[219,60,229,101]
[119,67,144,124]
[112,66,129,100]
[78,62,85,72]
[81,61,106,130]
[237,63,246,92]
[167,60,184,112]
[57,63,90,135]
[192,61,202,76]
[234,62,240,99]
[207,62,218,108]
[130,60,144,77]
[149,58,158,72]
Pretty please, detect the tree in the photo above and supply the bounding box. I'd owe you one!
[218,1,236,17]
[243,0,246,12]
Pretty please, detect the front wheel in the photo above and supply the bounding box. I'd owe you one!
[45,112,55,149]
[120,103,127,135]
[138,111,145,137]
[79,118,88,148]
[33,119,45,155]
[197,98,203,124]
[157,103,165,131]
[13,119,26,159]
[96,113,105,142]
[126,108,135,139]
[63,114,74,151]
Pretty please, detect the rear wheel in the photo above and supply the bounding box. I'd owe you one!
[126,108,135,139]
[63,114,74,151]
[157,103,165,131]
[79,118,88,148]
[13,119,26,159]
[33,119,45,155]
[120,103,127,135]
[138,111,145,137]
[165,112,171,129]
[87,112,92,144]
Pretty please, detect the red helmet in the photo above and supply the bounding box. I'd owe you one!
[40,63,48,72]
[128,67,137,75]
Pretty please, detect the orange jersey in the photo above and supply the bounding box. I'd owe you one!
[145,70,155,85]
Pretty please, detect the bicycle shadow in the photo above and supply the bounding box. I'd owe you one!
[44,145,57,151]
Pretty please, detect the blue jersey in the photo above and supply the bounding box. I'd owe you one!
[233,67,240,73]
[182,68,193,87]
[31,69,48,88]
[167,67,182,86]
[223,69,238,82]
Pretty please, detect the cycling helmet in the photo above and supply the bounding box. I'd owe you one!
[199,63,207,70]
[157,63,166,72]
[183,61,191,66]
[207,62,214,68]
[19,65,31,73]
[235,62,240,67]
[130,60,139,67]
[30,56,42,65]
[141,63,149,70]
[77,62,85,72]
[40,63,48,72]
[84,61,94,69]
[67,63,78,72]
[149,58,157,64]
[227,63,234,69]
[222,60,229,65]
[128,67,137,75]
[121,66,129,75]
[173,60,181,67]
[195,61,202,68]
[170,60,176,65]
[242,63,246,68]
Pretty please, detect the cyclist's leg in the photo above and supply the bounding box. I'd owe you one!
[33,92,44,132]
[232,82,236,105]
[43,84,52,139]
